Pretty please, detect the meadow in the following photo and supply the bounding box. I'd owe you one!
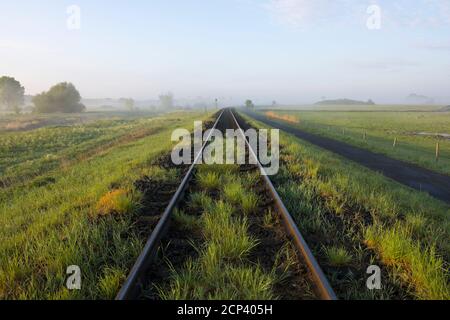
[0,111,210,299]
[261,107,450,175]
[240,111,450,300]
[0,111,162,188]
[1,108,449,300]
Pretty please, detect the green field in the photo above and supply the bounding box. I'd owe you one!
[1,108,449,300]
[0,111,167,189]
[241,111,450,300]
[0,111,211,299]
[259,107,450,175]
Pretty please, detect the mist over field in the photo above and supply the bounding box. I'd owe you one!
[1,1,450,106]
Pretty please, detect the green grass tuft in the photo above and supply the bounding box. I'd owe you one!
[197,171,221,191]
[323,246,352,267]
[365,224,450,300]
[173,209,200,232]
[241,193,259,215]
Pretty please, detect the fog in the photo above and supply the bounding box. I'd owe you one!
[2,1,450,106]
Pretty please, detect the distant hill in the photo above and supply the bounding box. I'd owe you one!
[406,93,434,105]
[315,98,375,106]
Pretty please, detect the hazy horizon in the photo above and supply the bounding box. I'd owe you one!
[2,1,450,105]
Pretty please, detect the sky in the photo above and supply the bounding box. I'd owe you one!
[1,0,450,105]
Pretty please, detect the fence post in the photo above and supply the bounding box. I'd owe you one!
[393,137,397,148]
[436,141,440,162]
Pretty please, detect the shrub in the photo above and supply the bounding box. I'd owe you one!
[33,82,85,113]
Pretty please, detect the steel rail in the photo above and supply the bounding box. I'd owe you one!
[228,108,337,300]
[116,110,225,300]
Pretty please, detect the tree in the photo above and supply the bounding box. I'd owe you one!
[159,92,174,109]
[120,98,135,111]
[0,76,25,111]
[245,99,254,109]
[33,82,85,113]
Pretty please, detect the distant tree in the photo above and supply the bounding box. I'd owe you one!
[272,100,277,107]
[120,98,135,111]
[367,99,375,105]
[0,76,25,111]
[159,92,174,109]
[13,104,21,115]
[245,99,254,109]
[33,82,85,113]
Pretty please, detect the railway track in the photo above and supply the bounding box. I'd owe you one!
[116,108,336,300]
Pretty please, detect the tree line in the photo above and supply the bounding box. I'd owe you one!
[2,75,258,114]
[0,76,177,114]
[0,76,85,114]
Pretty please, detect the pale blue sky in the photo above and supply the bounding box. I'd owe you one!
[1,0,450,104]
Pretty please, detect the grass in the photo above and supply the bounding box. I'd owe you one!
[0,112,191,190]
[173,209,200,232]
[323,247,352,267]
[241,193,260,215]
[98,267,127,300]
[203,201,257,260]
[221,174,260,214]
[240,111,450,300]
[258,108,450,175]
[223,182,243,204]
[189,191,214,210]
[159,165,285,300]
[94,189,142,218]
[0,111,212,299]
[196,171,221,190]
[365,224,450,300]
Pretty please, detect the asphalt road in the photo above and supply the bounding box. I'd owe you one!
[243,110,450,204]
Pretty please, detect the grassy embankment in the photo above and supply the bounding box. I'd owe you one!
[0,111,210,299]
[241,112,450,300]
[0,112,166,189]
[261,109,450,175]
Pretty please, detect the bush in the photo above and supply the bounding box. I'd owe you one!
[33,82,85,113]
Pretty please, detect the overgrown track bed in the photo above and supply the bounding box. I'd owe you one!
[117,109,336,300]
